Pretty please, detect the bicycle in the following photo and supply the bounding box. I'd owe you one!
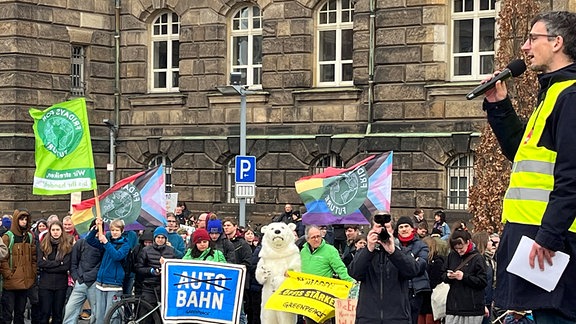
[104,293,162,324]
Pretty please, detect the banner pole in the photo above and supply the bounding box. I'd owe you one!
[93,189,103,234]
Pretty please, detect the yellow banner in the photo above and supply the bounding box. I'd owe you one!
[265,271,353,323]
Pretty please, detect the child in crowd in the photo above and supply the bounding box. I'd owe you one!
[86,219,131,324]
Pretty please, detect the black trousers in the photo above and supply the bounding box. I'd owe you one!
[38,288,67,324]
[1,289,28,324]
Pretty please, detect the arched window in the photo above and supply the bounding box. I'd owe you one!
[311,154,344,174]
[446,153,475,210]
[230,5,262,87]
[316,0,354,86]
[226,159,255,204]
[150,12,180,92]
[148,155,173,193]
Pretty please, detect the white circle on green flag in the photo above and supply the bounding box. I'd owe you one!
[323,166,369,216]
[98,184,142,225]
[37,107,84,158]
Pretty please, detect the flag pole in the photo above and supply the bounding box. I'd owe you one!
[93,189,103,234]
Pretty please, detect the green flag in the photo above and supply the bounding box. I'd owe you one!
[29,98,96,195]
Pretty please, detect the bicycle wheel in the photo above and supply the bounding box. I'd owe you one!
[103,297,162,324]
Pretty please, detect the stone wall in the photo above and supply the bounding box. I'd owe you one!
[2,0,563,223]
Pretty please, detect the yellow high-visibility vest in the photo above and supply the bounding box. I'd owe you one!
[502,80,576,233]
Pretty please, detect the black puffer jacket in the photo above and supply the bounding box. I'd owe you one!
[134,243,175,287]
[70,238,102,286]
[442,249,486,316]
[349,245,421,324]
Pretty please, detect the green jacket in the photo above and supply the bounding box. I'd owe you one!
[300,239,353,282]
[183,247,227,263]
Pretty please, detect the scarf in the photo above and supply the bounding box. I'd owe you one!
[398,232,415,246]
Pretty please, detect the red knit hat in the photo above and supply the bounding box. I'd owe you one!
[193,228,210,244]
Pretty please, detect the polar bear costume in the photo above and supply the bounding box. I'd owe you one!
[256,222,301,324]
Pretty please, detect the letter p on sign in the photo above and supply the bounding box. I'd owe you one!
[235,156,256,183]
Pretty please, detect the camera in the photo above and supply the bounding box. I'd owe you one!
[373,212,392,242]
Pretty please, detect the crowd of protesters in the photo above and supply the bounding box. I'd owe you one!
[0,204,503,324]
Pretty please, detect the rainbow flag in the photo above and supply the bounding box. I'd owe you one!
[71,166,167,234]
[295,152,393,225]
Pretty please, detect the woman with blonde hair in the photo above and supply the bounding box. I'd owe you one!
[37,221,73,324]
[418,236,446,324]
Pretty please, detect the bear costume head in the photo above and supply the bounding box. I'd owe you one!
[259,222,299,258]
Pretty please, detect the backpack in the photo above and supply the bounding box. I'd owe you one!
[4,230,33,270]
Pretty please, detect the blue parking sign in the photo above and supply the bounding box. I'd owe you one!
[161,260,246,323]
[235,155,256,183]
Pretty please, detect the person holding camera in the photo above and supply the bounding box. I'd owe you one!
[349,212,422,324]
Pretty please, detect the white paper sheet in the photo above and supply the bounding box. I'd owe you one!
[506,235,570,292]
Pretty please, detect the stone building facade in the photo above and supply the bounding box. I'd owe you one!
[1,0,573,225]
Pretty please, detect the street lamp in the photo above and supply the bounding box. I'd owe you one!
[216,72,249,227]
[103,119,117,188]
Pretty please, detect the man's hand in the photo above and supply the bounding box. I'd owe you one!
[380,234,395,254]
[366,230,379,252]
[529,241,555,271]
[483,72,508,103]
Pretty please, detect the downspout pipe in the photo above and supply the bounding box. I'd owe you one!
[366,0,375,135]
[112,0,121,185]
[114,0,121,127]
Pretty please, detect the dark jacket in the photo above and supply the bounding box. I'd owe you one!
[485,63,576,320]
[349,245,421,324]
[70,238,102,287]
[399,236,430,294]
[272,210,299,224]
[248,245,263,292]
[86,229,130,287]
[442,249,486,317]
[342,241,356,267]
[134,243,175,287]
[420,253,445,315]
[37,241,72,290]
[229,235,252,290]
[212,234,237,263]
[483,253,495,307]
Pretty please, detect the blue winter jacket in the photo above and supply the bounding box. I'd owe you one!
[86,229,130,287]
[167,231,185,259]
[400,236,430,294]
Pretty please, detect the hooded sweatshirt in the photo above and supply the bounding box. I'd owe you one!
[0,209,37,290]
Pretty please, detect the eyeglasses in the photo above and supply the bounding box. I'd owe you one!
[490,239,500,246]
[527,33,557,44]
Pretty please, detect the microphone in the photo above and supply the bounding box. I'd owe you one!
[466,59,527,100]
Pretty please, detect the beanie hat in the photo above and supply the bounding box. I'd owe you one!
[2,216,11,229]
[193,229,210,244]
[396,216,414,230]
[207,219,223,234]
[431,228,442,237]
[140,227,155,242]
[153,227,169,239]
